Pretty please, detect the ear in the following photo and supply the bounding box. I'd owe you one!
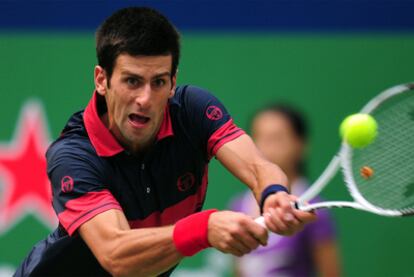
[94,65,108,96]
[169,74,177,98]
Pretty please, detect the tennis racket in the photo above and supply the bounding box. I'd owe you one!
[255,82,414,227]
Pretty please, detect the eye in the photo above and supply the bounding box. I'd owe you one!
[126,77,139,87]
[152,78,166,88]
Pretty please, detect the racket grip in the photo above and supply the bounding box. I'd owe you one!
[294,201,318,212]
[293,201,300,209]
[254,201,300,229]
[254,216,266,228]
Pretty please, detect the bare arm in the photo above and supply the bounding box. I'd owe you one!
[313,239,341,277]
[215,134,288,201]
[79,209,182,277]
[216,134,316,235]
[79,207,269,276]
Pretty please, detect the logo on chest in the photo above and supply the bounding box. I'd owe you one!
[177,172,195,192]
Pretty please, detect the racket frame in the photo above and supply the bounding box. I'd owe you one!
[255,83,414,226]
[298,83,414,216]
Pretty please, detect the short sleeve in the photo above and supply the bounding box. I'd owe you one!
[179,86,245,159]
[47,142,122,235]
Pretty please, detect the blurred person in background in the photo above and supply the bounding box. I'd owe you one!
[230,104,341,277]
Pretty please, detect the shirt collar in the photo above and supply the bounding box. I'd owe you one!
[83,91,174,157]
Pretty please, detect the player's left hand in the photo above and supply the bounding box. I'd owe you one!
[263,192,316,236]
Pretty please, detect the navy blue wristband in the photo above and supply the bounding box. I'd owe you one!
[259,184,290,214]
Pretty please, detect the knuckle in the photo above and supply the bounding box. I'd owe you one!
[244,240,255,250]
[280,201,291,209]
[251,241,260,250]
[223,245,232,253]
[229,226,240,236]
[269,226,279,233]
[219,242,227,251]
[223,234,233,245]
[238,216,248,226]
[238,214,251,224]
[260,228,269,238]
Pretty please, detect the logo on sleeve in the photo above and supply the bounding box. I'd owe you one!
[61,176,74,193]
[177,172,195,192]
[206,106,223,121]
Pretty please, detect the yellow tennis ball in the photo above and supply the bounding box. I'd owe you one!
[339,113,378,148]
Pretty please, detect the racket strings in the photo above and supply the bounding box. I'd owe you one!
[351,91,414,214]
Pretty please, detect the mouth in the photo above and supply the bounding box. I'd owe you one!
[128,113,150,128]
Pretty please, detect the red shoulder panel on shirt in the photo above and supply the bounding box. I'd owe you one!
[207,119,245,159]
[57,189,122,235]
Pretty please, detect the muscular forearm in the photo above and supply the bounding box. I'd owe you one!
[80,209,215,277]
[216,135,316,236]
[216,134,288,201]
[79,210,184,277]
[249,159,288,202]
[104,226,182,277]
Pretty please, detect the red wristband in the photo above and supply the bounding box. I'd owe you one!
[173,209,218,256]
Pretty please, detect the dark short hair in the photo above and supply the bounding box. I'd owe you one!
[96,7,180,83]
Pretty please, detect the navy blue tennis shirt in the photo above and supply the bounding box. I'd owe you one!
[15,85,245,276]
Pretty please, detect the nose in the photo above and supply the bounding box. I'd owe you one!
[135,84,152,110]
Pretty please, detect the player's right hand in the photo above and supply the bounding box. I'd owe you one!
[207,211,268,257]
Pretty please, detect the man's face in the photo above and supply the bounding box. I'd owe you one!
[95,54,176,152]
[252,112,304,173]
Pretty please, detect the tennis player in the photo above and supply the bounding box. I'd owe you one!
[15,7,315,277]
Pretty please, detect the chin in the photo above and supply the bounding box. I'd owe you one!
[132,133,153,146]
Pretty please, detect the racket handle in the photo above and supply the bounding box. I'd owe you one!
[253,202,299,229]
[254,216,266,228]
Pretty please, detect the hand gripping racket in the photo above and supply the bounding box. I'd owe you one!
[255,82,414,227]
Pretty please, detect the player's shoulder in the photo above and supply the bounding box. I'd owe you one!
[46,110,97,164]
[174,84,213,97]
[46,135,106,177]
[47,135,95,160]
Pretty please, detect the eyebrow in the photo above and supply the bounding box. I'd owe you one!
[152,72,171,79]
[120,70,171,80]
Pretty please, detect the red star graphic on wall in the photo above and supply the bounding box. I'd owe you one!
[0,101,57,233]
